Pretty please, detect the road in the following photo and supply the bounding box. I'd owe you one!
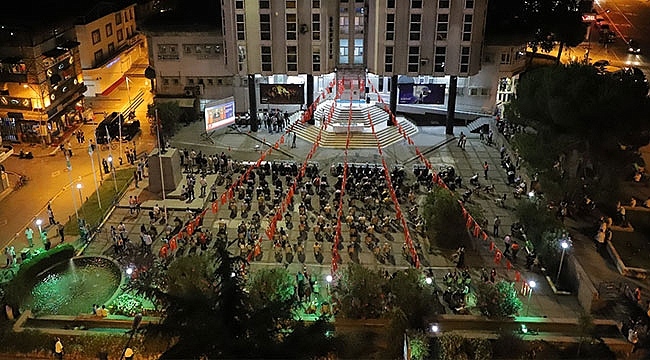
[0,74,155,251]
[590,0,650,72]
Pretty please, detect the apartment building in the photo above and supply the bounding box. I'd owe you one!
[0,14,86,144]
[74,2,146,95]
[141,7,236,111]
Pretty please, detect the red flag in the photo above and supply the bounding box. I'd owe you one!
[187,222,194,236]
[473,224,481,238]
[494,250,502,265]
[466,217,473,229]
[489,241,495,252]
[212,202,219,214]
[506,260,512,270]
[481,231,488,241]
[515,271,521,282]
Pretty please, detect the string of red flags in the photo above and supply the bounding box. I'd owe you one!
[368,83,531,288]
[366,109,420,268]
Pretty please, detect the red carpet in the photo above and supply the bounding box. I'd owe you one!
[100,76,125,96]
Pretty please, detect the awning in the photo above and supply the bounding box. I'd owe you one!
[155,98,195,108]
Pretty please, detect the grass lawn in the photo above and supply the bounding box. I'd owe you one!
[64,168,133,236]
[610,231,650,270]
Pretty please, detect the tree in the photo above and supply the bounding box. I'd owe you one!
[385,269,442,328]
[333,263,386,319]
[147,102,183,138]
[421,187,468,250]
[408,330,431,360]
[474,281,522,319]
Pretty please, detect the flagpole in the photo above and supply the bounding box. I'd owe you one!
[155,109,168,223]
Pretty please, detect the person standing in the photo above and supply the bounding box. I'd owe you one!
[291,132,297,148]
[25,226,34,247]
[47,204,56,225]
[200,176,207,198]
[4,247,10,267]
[489,268,497,283]
[134,170,139,188]
[483,161,489,179]
[54,337,64,359]
[210,183,218,202]
[493,216,501,237]
[57,222,65,243]
[504,234,512,255]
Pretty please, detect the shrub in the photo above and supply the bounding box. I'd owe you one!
[474,280,522,319]
[422,187,469,249]
[109,293,146,317]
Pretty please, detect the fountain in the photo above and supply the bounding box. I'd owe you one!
[20,256,123,316]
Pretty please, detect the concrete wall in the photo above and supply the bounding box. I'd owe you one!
[564,254,599,313]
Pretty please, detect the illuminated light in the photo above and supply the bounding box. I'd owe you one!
[23,84,28,88]
[76,183,82,189]
[230,272,236,278]
[425,277,433,285]
[326,275,333,283]
[528,191,535,198]
[105,57,120,68]
[126,267,134,275]
[529,280,536,288]
[35,219,42,226]
[107,156,113,162]
[561,241,569,249]
[521,324,528,333]
[430,324,440,333]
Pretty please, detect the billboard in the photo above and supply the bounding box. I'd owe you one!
[204,97,236,131]
[398,84,446,104]
[260,84,304,104]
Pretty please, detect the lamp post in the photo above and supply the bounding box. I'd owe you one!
[76,183,87,220]
[526,280,536,316]
[556,239,570,284]
[65,153,79,220]
[107,155,118,193]
[155,109,168,223]
[88,141,102,209]
[325,274,333,296]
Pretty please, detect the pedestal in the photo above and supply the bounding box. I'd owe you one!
[148,148,182,194]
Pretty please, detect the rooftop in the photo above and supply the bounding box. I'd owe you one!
[139,0,220,33]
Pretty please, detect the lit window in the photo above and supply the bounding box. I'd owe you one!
[92,29,101,45]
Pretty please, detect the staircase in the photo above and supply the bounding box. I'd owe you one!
[466,116,494,133]
[292,100,418,149]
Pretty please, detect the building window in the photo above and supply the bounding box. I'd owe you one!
[312,0,320,8]
[411,0,422,8]
[387,0,395,8]
[436,14,448,41]
[115,12,122,25]
[465,0,474,8]
[117,29,123,42]
[313,47,320,72]
[92,29,101,44]
[261,46,272,72]
[312,14,320,41]
[385,14,394,41]
[187,78,194,85]
[236,14,245,41]
[286,14,297,40]
[434,46,446,72]
[184,45,192,53]
[260,14,271,40]
[105,23,113,37]
[126,27,131,38]
[408,46,419,73]
[384,46,393,73]
[208,78,214,86]
[158,44,179,60]
[439,0,450,8]
[173,78,179,85]
[463,14,473,41]
[339,39,349,64]
[500,53,511,64]
[235,0,244,9]
[163,78,169,85]
[130,8,134,20]
[287,0,296,8]
[259,0,270,8]
[94,49,103,64]
[108,42,115,53]
[287,46,297,72]
[409,14,421,41]
[460,46,470,73]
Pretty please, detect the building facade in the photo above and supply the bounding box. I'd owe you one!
[142,21,236,111]
[0,19,86,144]
[220,0,490,115]
[74,2,146,96]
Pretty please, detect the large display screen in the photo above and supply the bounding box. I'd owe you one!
[260,84,304,104]
[398,84,446,104]
[205,97,236,132]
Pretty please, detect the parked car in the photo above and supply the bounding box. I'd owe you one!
[592,59,610,68]
[95,112,141,144]
[628,39,641,54]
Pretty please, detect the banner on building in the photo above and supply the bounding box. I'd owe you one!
[260,84,304,104]
[398,84,446,104]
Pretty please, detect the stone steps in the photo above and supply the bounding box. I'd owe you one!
[293,118,418,149]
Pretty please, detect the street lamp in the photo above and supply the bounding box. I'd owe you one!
[88,141,102,209]
[76,183,87,220]
[325,274,333,296]
[35,219,43,234]
[425,276,433,285]
[107,156,118,193]
[556,239,570,284]
[526,280,536,316]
